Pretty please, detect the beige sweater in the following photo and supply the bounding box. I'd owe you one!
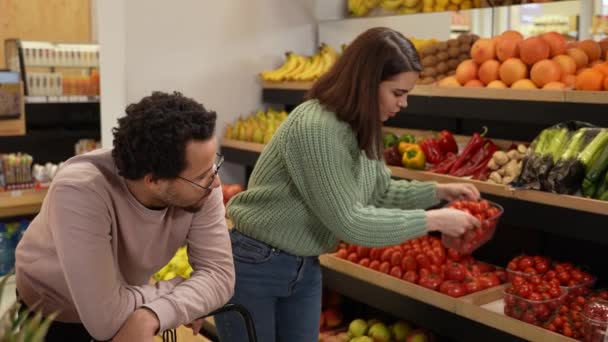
[15,148,235,341]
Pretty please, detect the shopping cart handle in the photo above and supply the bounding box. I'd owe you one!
[162,303,257,342]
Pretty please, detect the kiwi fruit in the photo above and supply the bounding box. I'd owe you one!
[422,55,439,68]
[447,39,459,48]
[419,77,436,85]
[447,70,456,76]
[437,51,449,62]
[447,59,460,69]
[421,67,438,78]
[447,47,460,58]
[420,45,437,57]
[459,44,471,53]
[457,34,473,45]
[436,42,449,52]
[436,62,449,74]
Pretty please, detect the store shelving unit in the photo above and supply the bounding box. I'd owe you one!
[221,71,608,339]
[0,188,47,219]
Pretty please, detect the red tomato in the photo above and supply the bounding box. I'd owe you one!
[419,273,442,291]
[447,248,463,262]
[479,200,490,211]
[358,258,370,268]
[429,253,443,267]
[570,269,583,283]
[494,270,507,283]
[347,252,359,263]
[529,275,542,285]
[486,207,500,218]
[347,244,357,254]
[464,278,482,294]
[335,248,348,259]
[439,280,466,298]
[446,263,467,282]
[369,248,382,261]
[522,311,537,324]
[557,271,571,284]
[356,246,370,258]
[512,275,526,288]
[419,268,430,278]
[543,270,556,281]
[518,257,534,271]
[379,261,391,274]
[401,255,417,272]
[402,270,419,284]
[535,261,549,274]
[389,266,403,278]
[415,253,431,269]
[507,261,518,271]
[452,201,464,210]
[369,260,381,271]
[390,251,403,267]
[516,284,531,298]
[380,248,394,263]
[478,273,500,289]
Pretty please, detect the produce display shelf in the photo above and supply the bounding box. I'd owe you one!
[220,138,608,216]
[319,254,576,342]
[262,81,608,105]
[25,96,100,104]
[0,188,48,219]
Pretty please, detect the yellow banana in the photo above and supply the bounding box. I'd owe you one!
[261,53,299,82]
[295,54,323,81]
[320,47,338,75]
[284,54,310,81]
[381,0,404,11]
[364,0,381,8]
[349,0,369,16]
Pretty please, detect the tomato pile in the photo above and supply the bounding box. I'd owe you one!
[544,290,608,340]
[507,256,596,303]
[335,235,507,298]
[504,274,566,325]
[442,199,503,254]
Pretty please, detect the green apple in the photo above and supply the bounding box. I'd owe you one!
[406,329,429,342]
[350,336,374,342]
[368,323,392,342]
[348,319,368,337]
[391,321,413,341]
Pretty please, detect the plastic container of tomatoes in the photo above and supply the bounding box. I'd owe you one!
[441,199,503,255]
[582,299,608,342]
[503,290,566,325]
[562,276,597,304]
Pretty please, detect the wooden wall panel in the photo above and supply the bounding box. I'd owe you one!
[0,0,92,68]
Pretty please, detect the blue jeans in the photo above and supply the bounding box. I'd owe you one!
[215,229,322,342]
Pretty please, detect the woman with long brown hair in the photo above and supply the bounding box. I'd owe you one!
[216,27,480,342]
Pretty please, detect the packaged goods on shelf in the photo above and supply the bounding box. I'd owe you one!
[0,153,34,190]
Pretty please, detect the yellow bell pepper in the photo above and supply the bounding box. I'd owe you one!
[398,142,416,155]
[401,144,426,170]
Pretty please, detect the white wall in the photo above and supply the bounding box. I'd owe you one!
[97,0,317,184]
[95,0,127,149]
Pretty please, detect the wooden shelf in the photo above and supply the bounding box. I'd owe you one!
[0,188,47,219]
[261,81,608,105]
[221,139,265,153]
[320,254,576,342]
[220,138,608,216]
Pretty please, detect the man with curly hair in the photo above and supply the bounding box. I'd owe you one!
[15,92,235,342]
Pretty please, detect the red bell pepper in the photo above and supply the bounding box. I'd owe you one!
[438,130,458,155]
[430,153,457,174]
[419,138,444,164]
[448,127,488,175]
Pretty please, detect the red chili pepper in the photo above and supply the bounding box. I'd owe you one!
[419,138,444,164]
[438,130,458,155]
[472,165,491,180]
[430,153,457,174]
[451,140,499,177]
[448,127,488,174]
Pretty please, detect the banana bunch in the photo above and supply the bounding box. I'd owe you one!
[399,0,423,13]
[380,0,404,11]
[409,37,439,52]
[260,44,339,82]
[423,0,477,12]
[348,0,381,16]
[225,108,289,144]
[153,246,192,281]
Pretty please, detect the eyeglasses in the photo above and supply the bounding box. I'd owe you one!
[177,153,224,191]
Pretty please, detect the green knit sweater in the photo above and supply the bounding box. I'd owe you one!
[227,100,439,256]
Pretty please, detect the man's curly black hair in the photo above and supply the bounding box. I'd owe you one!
[112,91,217,180]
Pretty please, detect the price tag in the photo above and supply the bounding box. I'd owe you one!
[10,190,23,198]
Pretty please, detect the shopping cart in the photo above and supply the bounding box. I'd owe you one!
[161,303,257,342]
